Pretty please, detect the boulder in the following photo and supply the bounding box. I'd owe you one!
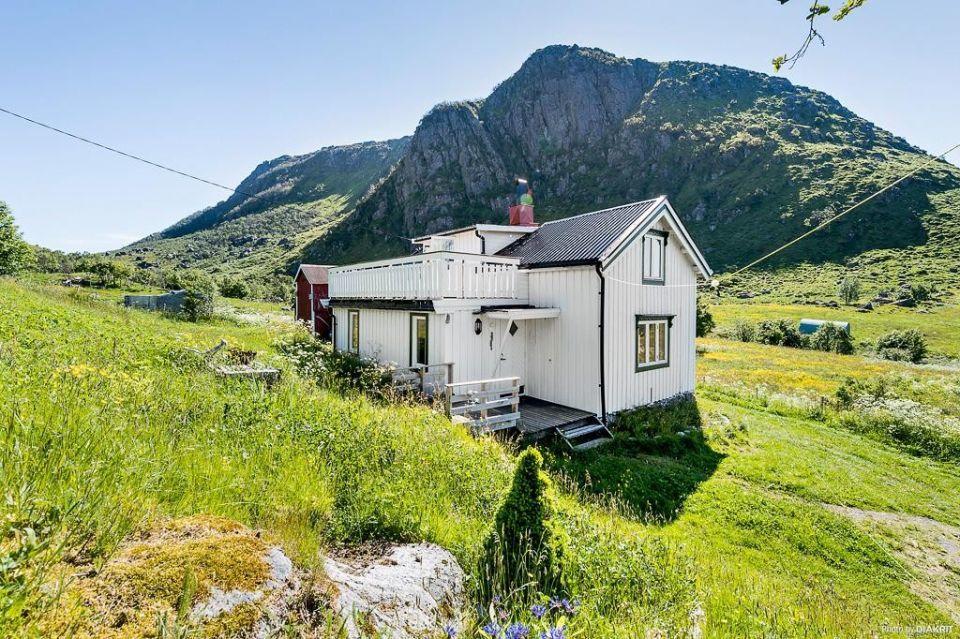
[323,543,466,639]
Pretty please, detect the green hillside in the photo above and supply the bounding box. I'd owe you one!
[133,46,960,299]
[2,278,958,636]
[120,138,408,278]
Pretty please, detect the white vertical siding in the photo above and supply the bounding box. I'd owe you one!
[524,266,601,415]
[331,307,443,367]
[602,218,698,413]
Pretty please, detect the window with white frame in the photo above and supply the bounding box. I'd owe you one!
[642,232,666,283]
[348,310,360,353]
[636,315,671,371]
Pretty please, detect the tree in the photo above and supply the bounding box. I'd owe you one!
[173,269,216,321]
[0,201,34,275]
[773,0,869,71]
[76,256,134,288]
[837,276,861,305]
[696,298,716,337]
[480,449,566,603]
[217,275,250,299]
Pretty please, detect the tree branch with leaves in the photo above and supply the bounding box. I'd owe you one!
[773,0,868,71]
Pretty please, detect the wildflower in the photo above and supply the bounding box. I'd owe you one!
[492,595,502,605]
[561,599,579,615]
[505,623,530,639]
[444,624,458,638]
[539,628,566,639]
[530,604,547,619]
[482,622,502,637]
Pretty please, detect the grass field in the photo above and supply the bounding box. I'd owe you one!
[2,278,958,637]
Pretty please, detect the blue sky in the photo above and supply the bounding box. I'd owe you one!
[2,0,957,252]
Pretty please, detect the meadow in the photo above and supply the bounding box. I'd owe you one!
[1,278,958,637]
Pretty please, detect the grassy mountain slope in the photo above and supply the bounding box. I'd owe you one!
[121,138,408,276]
[3,278,959,635]
[300,45,960,294]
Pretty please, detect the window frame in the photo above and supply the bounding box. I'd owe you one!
[348,309,360,353]
[635,314,673,372]
[641,230,668,285]
[409,312,429,367]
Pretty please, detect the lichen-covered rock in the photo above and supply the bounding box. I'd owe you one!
[323,543,466,639]
[46,516,300,639]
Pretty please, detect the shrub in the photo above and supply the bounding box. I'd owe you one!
[173,270,216,321]
[909,283,933,303]
[218,275,250,300]
[875,329,927,363]
[755,319,806,348]
[837,276,860,305]
[277,329,392,396]
[480,449,566,603]
[810,324,854,355]
[75,257,133,288]
[696,299,715,337]
[732,321,756,343]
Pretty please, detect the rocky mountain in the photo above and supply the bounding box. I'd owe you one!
[140,45,960,291]
[122,138,408,276]
[303,45,959,277]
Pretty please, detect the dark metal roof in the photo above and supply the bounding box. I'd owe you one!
[496,199,662,268]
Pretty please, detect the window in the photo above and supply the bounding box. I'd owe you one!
[348,310,360,353]
[642,232,667,284]
[636,315,671,371]
[410,313,429,366]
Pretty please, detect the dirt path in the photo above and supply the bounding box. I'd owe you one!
[825,504,960,624]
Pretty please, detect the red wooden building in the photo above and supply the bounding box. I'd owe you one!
[294,264,332,339]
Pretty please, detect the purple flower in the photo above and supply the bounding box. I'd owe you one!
[482,622,502,637]
[505,623,530,639]
[539,628,566,639]
[560,598,579,615]
[444,624,458,638]
[492,595,502,605]
[530,604,547,619]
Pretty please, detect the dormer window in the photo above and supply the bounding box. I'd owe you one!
[642,231,667,284]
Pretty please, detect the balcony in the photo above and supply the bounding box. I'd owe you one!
[328,251,523,300]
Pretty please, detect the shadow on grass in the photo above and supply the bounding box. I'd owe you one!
[543,396,723,523]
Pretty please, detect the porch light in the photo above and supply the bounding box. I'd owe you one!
[474,318,483,335]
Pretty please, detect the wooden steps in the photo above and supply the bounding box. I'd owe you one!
[556,416,612,451]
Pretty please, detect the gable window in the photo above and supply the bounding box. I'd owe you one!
[636,315,671,371]
[348,310,360,353]
[410,313,429,366]
[642,231,667,284]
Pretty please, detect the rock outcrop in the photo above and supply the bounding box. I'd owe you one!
[323,543,467,639]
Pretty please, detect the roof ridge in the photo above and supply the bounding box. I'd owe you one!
[540,197,662,226]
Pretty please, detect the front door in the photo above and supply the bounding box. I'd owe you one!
[410,313,429,366]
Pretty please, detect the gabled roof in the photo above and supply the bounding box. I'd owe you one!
[496,197,712,278]
[295,264,332,285]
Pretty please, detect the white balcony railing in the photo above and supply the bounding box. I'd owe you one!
[328,251,522,300]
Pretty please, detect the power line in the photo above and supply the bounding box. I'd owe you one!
[725,141,960,279]
[0,105,297,217]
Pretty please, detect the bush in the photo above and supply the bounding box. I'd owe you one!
[875,329,927,363]
[696,299,715,337]
[480,449,566,603]
[732,321,756,343]
[909,283,933,303]
[172,270,216,321]
[810,324,854,355]
[277,329,392,396]
[75,257,134,288]
[755,319,807,348]
[217,275,250,300]
[837,276,861,305]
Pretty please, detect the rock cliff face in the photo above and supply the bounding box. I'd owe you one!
[303,45,959,270]
[143,44,960,276]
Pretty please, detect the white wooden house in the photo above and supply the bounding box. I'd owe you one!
[326,196,712,449]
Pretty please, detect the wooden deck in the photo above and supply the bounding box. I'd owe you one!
[517,396,597,436]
